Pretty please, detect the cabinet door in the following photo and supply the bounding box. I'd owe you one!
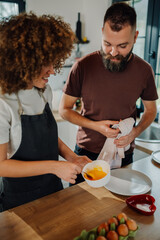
[57,121,78,188]
[57,121,78,153]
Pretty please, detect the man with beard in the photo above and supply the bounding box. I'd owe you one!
[59,2,158,184]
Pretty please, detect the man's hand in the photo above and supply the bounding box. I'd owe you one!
[114,127,136,148]
[59,93,120,138]
[95,120,120,138]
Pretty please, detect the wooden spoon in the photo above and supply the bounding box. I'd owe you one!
[83,171,94,180]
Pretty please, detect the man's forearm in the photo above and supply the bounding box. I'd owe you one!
[59,108,123,138]
[59,93,120,138]
[60,108,95,130]
[115,106,157,148]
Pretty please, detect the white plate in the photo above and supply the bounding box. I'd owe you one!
[105,169,152,196]
[151,150,160,164]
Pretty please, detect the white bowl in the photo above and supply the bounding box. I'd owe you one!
[82,160,110,188]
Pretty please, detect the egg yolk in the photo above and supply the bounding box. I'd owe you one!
[85,166,107,180]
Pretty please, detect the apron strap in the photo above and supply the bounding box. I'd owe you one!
[15,89,47,116]
[38,90,47,104]
[15,93,24,115]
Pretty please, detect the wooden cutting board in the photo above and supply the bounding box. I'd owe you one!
[0,211,42,240]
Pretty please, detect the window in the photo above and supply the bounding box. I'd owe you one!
[0,0,25,19]
[148,0,160,107]
[132,0,149,59]
[128,0,149,110]
[113,0,160,119]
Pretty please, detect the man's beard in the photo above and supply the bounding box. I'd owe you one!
[100,47,133,72]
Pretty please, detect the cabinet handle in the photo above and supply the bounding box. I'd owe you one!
[149,51,156,59]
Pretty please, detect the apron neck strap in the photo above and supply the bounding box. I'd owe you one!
[38,90,47,103]
[16,89,47,116]
[15,93,24,115]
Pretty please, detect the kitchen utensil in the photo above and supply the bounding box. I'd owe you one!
[151,150,160,164]
[126,194,156,215]
[82,160,110,188]
[82,171,93,180]
[105,169,152,196]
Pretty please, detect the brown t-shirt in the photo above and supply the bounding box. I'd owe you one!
[63,51,158,153]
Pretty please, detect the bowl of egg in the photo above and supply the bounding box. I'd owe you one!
[82,160,110,188]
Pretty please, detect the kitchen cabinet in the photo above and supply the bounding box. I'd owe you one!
[57,121,78,188]
[57,121,78,153]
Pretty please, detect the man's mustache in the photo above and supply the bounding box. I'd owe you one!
[104,54,123,61]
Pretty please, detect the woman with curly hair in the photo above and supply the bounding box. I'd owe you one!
[0,13,90,211]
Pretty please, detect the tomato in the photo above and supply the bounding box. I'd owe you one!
[97,222,109,234]
[96,236,107,240]
[126,219,137,231]
[107,217,118,226]
[117,224,129,236]
[106,230,118,240]
[117,212,128,222]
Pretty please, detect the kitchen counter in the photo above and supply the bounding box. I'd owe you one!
[0,156,159,240]
[135,119,160,154]
[135,140,160,154]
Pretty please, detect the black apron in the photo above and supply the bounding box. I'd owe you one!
[0,90,63,211]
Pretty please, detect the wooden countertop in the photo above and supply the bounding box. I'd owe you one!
[0,156,159,240]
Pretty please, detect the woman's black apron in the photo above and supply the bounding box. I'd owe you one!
[1,91,63,211]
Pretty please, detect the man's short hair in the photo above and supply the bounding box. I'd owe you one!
[103,2,137,31]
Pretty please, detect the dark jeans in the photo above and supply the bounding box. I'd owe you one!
[71,144,133,185]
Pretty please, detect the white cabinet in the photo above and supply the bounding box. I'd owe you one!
[57,121,78,153]
[57,121,78,188]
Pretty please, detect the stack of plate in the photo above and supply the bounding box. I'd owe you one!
[105,169,152,196]
[151,150,160,164]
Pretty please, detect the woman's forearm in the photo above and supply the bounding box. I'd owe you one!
[0,159,56,177]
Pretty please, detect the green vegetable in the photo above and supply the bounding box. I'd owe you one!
[88,233,96,240]
[80,230,88,240]
[119,217,125,224]
[86,229,98,240]
[99,228,106,236]
[73,236,82,240]
[128,226,139,238]
[110,222,116,231]
[91,227,98,234]
[118,235,128,240]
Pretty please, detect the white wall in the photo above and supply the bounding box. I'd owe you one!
[26,0,112,100]
[26,0,111,56]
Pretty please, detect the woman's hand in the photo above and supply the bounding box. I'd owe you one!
[54,161,81,184]
[58,138,91,171]
[71,155,92,170]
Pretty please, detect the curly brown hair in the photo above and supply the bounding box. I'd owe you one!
[0,12,75,94]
